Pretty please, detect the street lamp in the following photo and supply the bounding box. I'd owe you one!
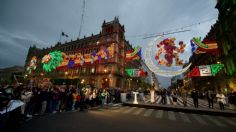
[127,78,132,90]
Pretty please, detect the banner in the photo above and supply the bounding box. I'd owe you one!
[187,64,224,77]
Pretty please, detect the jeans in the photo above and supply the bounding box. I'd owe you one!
[193,99,198,108]
[40,101,47,115]
[208,99,214,108]
[72,101,76,110]
[219,102,224,110]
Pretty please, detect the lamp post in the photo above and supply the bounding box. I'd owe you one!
[128,78,132,90]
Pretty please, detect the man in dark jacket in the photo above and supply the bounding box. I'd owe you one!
[206,90,214,109]
[161,89,167,105]
[39,88,48,115]
[191,89,199,108]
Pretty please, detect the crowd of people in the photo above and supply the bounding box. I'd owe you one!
[0,84,121,131]
[159,88,236,110]
[189,89,236,110]
[1,83,236,131]
[3,84,235,114]
[126,87,236,111]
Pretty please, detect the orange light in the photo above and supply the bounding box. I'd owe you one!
[81,79,85,84]
[104,69,107,73]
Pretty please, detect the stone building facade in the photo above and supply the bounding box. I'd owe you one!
[25,17,141,89]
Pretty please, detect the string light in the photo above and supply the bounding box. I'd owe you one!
[127,17,217,39]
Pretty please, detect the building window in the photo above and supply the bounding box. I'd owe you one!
[96,41,100,45]
[119,48,122,55]
[106,37,111,42]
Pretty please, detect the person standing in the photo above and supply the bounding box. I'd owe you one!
[181,88,187,107]
[150,87,155,104]
[59,88,67,112]
[206,90,214,109]
[161,89,167,105]
[40,87,48,115]
[101,89,107,106]
[216,91,226,110]
[172,91,178,105]
[228,89,236,110]
[191,89,199,108]
[71,89,78,111]
[79,89,86,112]
[52,88,60,113]
[21,88,33,118]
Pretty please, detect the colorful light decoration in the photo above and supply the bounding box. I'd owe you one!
[42,51,63,72]
[125,68,148,77]
[191,37,208,49]
[125,69,134,77]
[187,64,224,77]
[138,69,148,77]
[27,56,37,74]
[155,37,186,67]
[57,44,114,69]
[191,37,218,55]
[210,64,224,76]
[126,46,141,62]
[144,36,192,77]
[67,60,75,68]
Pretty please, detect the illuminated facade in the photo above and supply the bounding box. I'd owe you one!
[25,17,141,89]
